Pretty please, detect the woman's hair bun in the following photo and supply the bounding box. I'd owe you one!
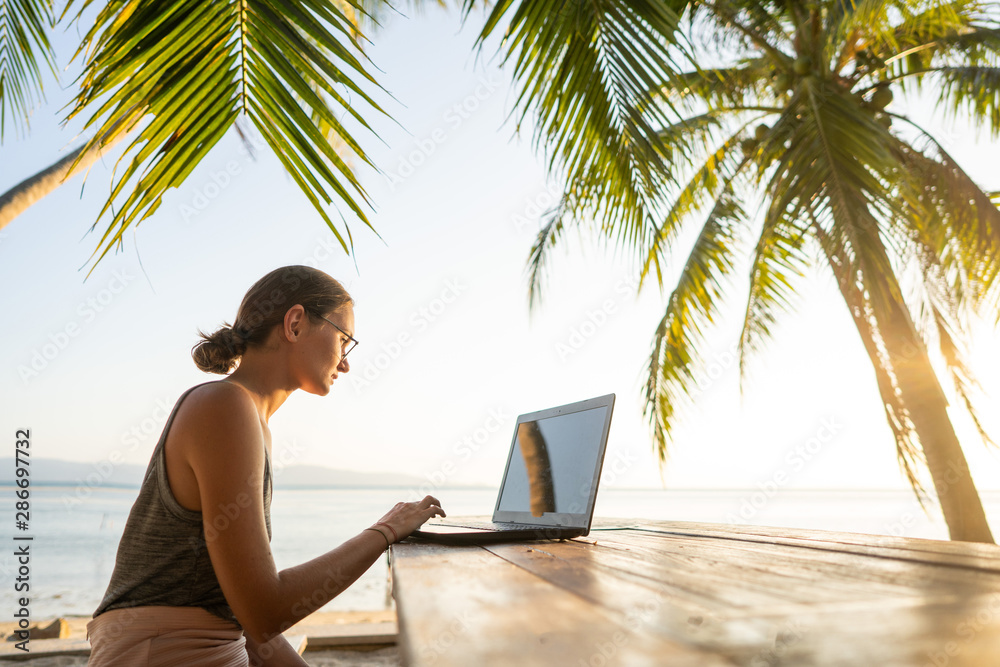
[191,324,248,375]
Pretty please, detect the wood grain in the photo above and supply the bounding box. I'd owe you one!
[392,520,1000,666]
[389,541,735,666]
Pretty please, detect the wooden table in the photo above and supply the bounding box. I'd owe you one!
[388,518,1000,666]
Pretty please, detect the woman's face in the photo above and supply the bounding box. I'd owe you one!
[297,303,355,396]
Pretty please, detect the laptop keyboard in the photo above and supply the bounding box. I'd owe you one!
[435,521,526,532]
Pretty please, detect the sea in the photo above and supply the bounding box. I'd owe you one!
[3,485,1000,620]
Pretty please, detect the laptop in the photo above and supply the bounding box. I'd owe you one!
[410,393,615,545]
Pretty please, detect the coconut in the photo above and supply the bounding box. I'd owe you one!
[794,57,812,76]
[754,124,769,141]
[872,86,893,110]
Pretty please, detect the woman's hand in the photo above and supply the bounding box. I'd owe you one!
[374,495,446,542]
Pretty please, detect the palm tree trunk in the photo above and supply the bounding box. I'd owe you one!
[875,283,995,543]
[516,422,556,517]
[0,133,127,231]
[818,228,994,543]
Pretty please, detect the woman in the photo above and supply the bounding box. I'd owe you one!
[87,265,445,666]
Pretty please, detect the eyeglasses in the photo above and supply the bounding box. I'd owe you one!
[318,315,359,358]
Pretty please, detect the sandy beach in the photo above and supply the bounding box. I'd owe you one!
[0,610,400,666]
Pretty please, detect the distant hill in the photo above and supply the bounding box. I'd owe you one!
[0,457,428,489]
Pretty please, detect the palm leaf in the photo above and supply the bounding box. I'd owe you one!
[931,306,996,448]
[932,66,1000,137]
[666,60,776,113]
[894,126,1000,316]
[736,194,810,385]
[639,125,750,291]
[63,0,390,276]
[888,0,979,54]
[910,235,997,451]
[0,0,56,140]
[525,193,570,310]
[465,0,691,262]
[691,0,792,64]
[645,182,746,460]
[883,133,1000,453]
[933,26,1000,65]
[762,79,911,321]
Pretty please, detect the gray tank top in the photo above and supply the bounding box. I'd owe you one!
[92,381,272,628]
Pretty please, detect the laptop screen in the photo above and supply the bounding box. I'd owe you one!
[493,397,614,528]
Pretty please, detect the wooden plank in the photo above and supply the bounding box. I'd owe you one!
[735,592,1000,667]
[389,541,736,667]
[301,621,397,647]
[542,532,928,617]
[594,529,998,601]
[624,520,1000,572]
[566,535,849,611]
[481,539,793,660]
[481,538,934,661]
[484,534,1000,666]
[627,519,1000,558]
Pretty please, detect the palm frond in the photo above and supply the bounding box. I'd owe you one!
[656,110,731,162]
[911,239,998,451]
[64,0,389,276]
[645,183,746,460]
[639,125,749,291]
[736,196,810,386]
[887,137,999,452]
[525,194,571,311]
[894,127,1000,316]
[767,79,910,318]
[465,0,691,258]
[692,0,792,64]
[830,0,1000,95]
[829,0,890,42]
[932,66,1000,137]
[889,0,980,54]
[825,0,892,71]
[825,0,881,49]
[0,0,56,140]
[849,0,980,67]
[931,306,996,448]
[933,26,1000,64]
[667,59,776,110]
[739,76,941,497]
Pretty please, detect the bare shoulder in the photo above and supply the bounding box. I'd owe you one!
[172,382,265,472]
[178,381,259,421]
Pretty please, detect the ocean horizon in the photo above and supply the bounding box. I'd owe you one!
[5,485,1000,621]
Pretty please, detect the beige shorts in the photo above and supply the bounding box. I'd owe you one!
[86,606,248,666]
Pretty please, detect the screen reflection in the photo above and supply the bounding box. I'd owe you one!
[497,406,608,517]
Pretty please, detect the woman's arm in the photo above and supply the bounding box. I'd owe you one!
[179,384,443,645]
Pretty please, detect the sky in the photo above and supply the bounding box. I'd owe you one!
[2,4,1000,502]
